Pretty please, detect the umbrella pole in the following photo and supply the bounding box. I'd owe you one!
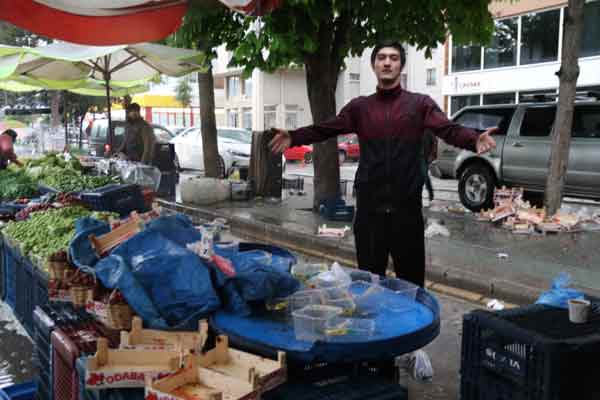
[105,72,112,156]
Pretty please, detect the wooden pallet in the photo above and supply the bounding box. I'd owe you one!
[120,316,208,352]
[86,338,181,389]
[89,212,144,256]
[196,335,286,393]
[147,356,259,400]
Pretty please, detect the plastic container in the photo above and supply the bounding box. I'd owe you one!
[380,278,419,313]
[292,305,343,342]
[461,304,600,400]
[79,184,146,217]
[289,289,325,313]
[349,270,380,284]
[291,263,328,283]
[322,287,355,316]
[324,317,375,342]
[0,381,38,400]
[350,281,385,316]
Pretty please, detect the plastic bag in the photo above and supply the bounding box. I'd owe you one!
[424,219,450,238]
[410,350,434,381]
[536,273,584,309]
[119,161,162,191]
[309,262,352,288]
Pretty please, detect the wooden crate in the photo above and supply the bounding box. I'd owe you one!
[89,212,144,256]
[120,316,208,352]
[146,356,259,400]
[86,338,181,389]
[196,335,286,393]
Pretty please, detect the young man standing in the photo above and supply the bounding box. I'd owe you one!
[117,103,156,164]
[270,41,496,287]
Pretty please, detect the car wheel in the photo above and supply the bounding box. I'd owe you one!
[303,152,313,164]
[338,150,346,165]
[217,155,226,179]
[458,164,496,212]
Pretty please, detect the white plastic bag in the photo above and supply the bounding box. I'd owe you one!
[410,350,434,381]
[424,220,450,238]
[180,177,231,205]
[310,262,351,288]
[119,161,162,190]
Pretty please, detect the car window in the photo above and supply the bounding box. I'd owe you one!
[114,125,126,137]
[454,108,515,135]
[573,105,600,138]
[94,124,106,139]
[218,129,252,144]
[520,106,556,137]
[153,127,173,142]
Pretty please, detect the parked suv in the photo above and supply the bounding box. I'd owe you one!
[87,119,174,157]
[432,98,600,211]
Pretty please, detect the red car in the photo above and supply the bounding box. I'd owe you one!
[337,134,360,163]
[284,145,313,163]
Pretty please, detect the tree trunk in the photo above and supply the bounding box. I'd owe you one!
[198,67,221,178]
[305,59,341,210]
[544,0,585,216]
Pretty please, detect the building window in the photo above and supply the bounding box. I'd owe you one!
[483,92,516,105]
[426,68,436,86]
[450,95,480,115]
[227,109,239,127]
[264,105,277,129]
[242,107,252,130]
[520,9,560,65]
[582,0,600,57]
[452,43,481,72]
[484,17,518,69]
[243,78,253,98]
[400,73,408,89]
[227,76,241,99]
[285,105,299,130]
[349,73,360,81]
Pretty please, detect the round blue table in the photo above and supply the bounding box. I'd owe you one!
[211,287,440,363]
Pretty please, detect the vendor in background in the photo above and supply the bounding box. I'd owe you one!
[116,102,155,164]
[0,129,23,169]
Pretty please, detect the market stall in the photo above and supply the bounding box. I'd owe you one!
[0,151,439,400]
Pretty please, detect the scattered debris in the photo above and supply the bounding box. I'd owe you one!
[486,299,505,310]
[479,186,600,234]
[424,220,451,238]
[318,224,351,238]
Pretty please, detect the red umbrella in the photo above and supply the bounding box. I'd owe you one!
[0,0,282,45]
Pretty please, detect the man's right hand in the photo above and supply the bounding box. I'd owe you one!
[268,128,292,154]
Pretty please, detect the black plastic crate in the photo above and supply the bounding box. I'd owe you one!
[3,240,18,310]
[286,359,397,384]
[16,255,35,336]
[79,184,146,217]
[156,171,177,199]
[460,305,600,400]
[283,177,305,191]
[263,375,407,400]
[152,142,176,172]
[37,378,52,400]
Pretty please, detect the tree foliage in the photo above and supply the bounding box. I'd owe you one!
[229,0,495,206]
[175,76,193,108]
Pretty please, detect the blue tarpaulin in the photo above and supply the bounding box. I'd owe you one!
[69,214,299,329]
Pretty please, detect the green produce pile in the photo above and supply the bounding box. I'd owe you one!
[25,153,118,192]
[0,168,38,200]
[3,205,117,260]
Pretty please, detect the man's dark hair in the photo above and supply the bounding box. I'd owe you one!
[371,41,406,68]
[2,129,17,143]
[126,103,141,113]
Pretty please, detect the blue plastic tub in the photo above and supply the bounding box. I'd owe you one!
[0,381,37,400]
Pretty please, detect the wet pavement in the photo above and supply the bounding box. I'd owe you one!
[0,303,36,389]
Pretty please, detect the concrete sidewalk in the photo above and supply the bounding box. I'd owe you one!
[159,191,600,305]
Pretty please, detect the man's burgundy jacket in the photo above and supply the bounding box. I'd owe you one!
[290,85,479,210]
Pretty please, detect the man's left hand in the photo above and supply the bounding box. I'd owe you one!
[476,128,498,155]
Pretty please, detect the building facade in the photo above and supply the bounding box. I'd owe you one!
[444,0,600,116]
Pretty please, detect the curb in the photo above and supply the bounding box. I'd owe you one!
[158,200,597,307]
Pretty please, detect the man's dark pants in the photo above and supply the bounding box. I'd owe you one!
[353,201,425,287]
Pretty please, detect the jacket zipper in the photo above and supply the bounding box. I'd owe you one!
[385,102,392,213]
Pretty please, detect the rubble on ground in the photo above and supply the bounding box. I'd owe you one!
[478,187,600,234]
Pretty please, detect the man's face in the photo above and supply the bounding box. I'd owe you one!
[127,110,139,121]
[372,47,403,86]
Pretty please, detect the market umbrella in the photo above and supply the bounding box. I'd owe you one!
[0,41,205,149]
[0,0,283,45]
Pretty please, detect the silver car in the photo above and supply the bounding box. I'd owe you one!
[432,100,600,211]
